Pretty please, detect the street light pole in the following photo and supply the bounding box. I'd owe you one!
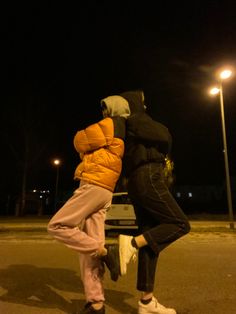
[53,159,61,212]
[209,68,235,230]
[219,83,234,229]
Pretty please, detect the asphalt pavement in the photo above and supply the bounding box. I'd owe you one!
[0,215,236,314]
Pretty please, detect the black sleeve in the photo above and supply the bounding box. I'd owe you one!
[127,113,171,143]
[111,116,126,140]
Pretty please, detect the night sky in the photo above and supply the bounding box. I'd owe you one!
[1,1,236,202]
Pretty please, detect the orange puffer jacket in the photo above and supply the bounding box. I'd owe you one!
[73,117,125,192]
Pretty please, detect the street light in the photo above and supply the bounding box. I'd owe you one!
[53,159,61,212]
[209,68,234,230]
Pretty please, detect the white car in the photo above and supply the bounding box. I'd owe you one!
[105,192,137,234]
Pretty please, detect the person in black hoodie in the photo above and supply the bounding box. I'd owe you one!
[117,90,190,314]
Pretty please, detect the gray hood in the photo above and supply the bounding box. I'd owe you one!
[100,95,131,118]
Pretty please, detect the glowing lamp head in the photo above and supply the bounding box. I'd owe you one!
[220,70,232,80]
[209,87,220,95]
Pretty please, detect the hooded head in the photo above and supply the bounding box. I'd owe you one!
[120,90,146,114]
[100,95,131,118]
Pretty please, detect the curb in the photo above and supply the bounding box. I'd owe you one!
[0,221,235,233]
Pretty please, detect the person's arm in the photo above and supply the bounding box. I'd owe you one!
[111,116,126,140]
[127,113,170,143]
[73,117,114,153]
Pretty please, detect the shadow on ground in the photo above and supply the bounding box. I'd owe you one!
[0,264,136,313]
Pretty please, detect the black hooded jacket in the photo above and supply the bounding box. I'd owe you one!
[120,90,172,177]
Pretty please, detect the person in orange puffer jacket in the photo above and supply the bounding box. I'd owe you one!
[47,95,130,314]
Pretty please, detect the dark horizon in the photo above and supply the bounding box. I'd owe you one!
[1,1,236,212]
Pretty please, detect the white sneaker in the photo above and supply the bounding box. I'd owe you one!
[118,234,137,276]
[138,297,177,314]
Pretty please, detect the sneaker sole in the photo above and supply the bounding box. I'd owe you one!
[118,234,128,276]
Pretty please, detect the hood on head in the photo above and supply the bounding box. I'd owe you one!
[120,90,146,114]
[100,95,130,118]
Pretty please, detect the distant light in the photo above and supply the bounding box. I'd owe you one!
[220,69,232,80]
[188,192,193,198]
[176,192,181,198]
[41,190,49,194]
[53,159,61,166]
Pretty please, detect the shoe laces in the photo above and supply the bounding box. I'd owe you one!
[153,298,167,310]
[131,251,137,262]
[153,297,158,308]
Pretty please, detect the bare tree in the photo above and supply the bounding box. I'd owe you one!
[1,82,56,216]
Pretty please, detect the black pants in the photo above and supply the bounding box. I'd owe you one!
[127,163,191,292]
